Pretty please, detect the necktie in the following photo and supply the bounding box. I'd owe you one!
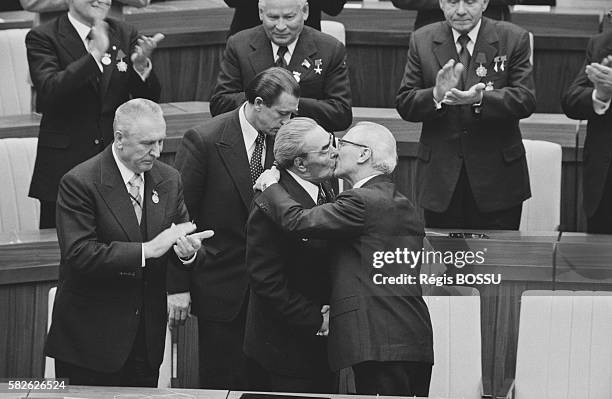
[275,46,289,69]
[250,132,266,185]
[457,34,471,89]
[128,173,143,224]
[458,34,471,67]
[317,184,327,205]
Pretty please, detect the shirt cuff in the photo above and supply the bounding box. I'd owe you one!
[179,252,197,265]
[141,244,146,267]
[133,58,152,81]
[593,89,611,115]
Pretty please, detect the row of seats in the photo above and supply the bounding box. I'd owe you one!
[427,289,612,399]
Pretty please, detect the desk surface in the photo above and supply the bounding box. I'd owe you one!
[0,384,228,399]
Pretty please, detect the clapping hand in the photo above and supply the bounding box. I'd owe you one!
[434,59,464,102]
[586,55,612,102]
[443,82,486,106]
[131,33,165,73]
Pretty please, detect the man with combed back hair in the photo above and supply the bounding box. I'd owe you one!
[171,67,300,389]
[255,122,433,396]
[47,98,201,387]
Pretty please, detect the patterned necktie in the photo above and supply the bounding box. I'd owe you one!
[275,46,289,69]
[457,34,471,89]
[128,173,143,224]
[317,184,327,205]
[250,132,266,185]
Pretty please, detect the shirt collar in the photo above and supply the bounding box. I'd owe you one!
[286,169,319,204]
[67,12,92,45]
[112,143,142,187]
[271,37,298,63]
[239,102,261,151]
[353,173,382,189]
[451,18,482,49]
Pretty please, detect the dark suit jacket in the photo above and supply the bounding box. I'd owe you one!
[26,14,160,202]
[170,109,275,321]
[209,25,352,132]
[45,146,190,372]
[396,18,535,213]
[391,0,517,30]
[244,170,331,378]
[255,175,433,371]
[224,0,347,37]
[562,31,612,218]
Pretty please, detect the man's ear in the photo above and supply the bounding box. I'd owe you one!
[356,148,372,165]
[293,156,306,172]
[114,130,123,149]
[253,97,265,111]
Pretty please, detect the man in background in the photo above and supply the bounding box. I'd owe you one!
[26,0,163,228]
[210,0,352,133]
[562,31,612,233]
[396,0,535,229]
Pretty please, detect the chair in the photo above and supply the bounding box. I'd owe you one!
[520,139,562,231]
[509,290,612,399]
[321,20,346,45]
[45,286,174,388]
[424,287,483,399]
[0,29,31,116]
[0,138,39,232]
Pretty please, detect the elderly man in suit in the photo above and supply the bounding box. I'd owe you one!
[210,0,352,133]
[562,31,612,234]
[254,122,433,396]
[223,0,347,36]
[169,67,299,389]
[396,0,535,230]
[391,0,518,31]
[26,0,163,228]
[46,99,201,387]
[245,117,335,393]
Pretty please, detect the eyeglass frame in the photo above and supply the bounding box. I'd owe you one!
[337,137,370,150]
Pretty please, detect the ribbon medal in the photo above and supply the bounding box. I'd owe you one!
[152,190,159,204]
[314,59,322,75]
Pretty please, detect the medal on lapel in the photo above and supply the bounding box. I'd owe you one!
[116,49,127,72]
[301,59,311,69]
[475,52,487,78]
[292,71,301,83]
[152,189,159,204]
[493,55,507,73]
[485,81,494,91]
[101,52,111,66]
[314,59,322,75]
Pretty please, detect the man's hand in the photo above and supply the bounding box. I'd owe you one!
[443,82,486,106]
[586,55,612,102]
[316,304,330,336]
[88,19,110,61]
[167,292,191,329]
[143,221,196,259]
[173,234,202,260]
[253,166,280,191]
[434,59,463,101]
[131,33,165,73]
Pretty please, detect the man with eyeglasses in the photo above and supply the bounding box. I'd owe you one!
[244,117,336,392]
[169,67,299,389]
[254,122,433,396]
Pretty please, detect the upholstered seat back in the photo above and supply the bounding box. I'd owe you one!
[0,29,31,116]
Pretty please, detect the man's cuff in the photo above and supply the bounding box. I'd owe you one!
[262,180,278,192]
[179,252,197,265]
[133,58,152,81]
[141,244,146,267]
[593,89,611,115]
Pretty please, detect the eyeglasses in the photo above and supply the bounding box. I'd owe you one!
[301,133,335,155]
[337,138,370,150]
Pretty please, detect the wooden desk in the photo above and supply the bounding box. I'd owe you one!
[0,10,34,29]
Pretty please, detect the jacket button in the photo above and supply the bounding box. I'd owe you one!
[94,139,100,145]
[135,309,140,316]
[462,129,468,135]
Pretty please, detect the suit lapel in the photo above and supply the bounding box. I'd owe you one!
[99,19,119,102]
[216,110,254,211]
[280,169,316,208]
[433,23,458,70]
[288,29,317,76]
[466,18,499,89]
[57,14,99,92]
[144,164,167,241]
[248,28,275,76]
[96,147,142,242]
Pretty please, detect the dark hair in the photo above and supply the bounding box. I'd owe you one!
[245,67,300,106]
